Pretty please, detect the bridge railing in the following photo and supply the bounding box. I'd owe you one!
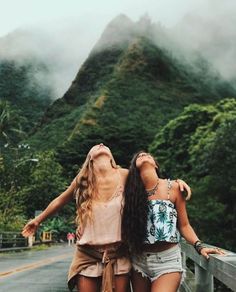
[0,231,27,248]
[0,231,53,249]
[180,241,236,292]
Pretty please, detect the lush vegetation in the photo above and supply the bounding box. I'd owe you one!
[0,59,53,134]
[149,98,236,250]
[0,19,236,252]
[0,145,76,236]
[52,37,234,172]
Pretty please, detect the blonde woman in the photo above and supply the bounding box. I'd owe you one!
[22,144,191,292]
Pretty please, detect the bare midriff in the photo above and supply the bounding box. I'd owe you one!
[142,241,178,252]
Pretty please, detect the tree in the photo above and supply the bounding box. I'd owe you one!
[149,98,236,250]
[0,100,27,147]
[149,103,217,178]
[17,151,73,218]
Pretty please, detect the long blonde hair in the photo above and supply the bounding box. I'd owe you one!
[74,151,118,227]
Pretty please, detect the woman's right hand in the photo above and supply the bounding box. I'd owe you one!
[22,218,40,238]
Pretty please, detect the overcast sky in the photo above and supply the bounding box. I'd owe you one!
[0,0,235,98]
[0,0,205,37]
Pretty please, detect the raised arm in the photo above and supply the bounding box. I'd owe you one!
[22,179,76,237]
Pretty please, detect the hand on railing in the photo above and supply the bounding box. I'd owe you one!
[21,218,40,238]
[200,247,226,260]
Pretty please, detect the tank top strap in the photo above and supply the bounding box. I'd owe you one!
[167,178,172,200]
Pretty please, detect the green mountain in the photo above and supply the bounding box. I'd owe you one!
[0,59,53,135]
[1,15,235,251]
[26,15,236,169]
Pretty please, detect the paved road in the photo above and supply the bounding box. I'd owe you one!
[0,244,74,292]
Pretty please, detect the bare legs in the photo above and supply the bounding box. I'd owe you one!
[77,274,130,292]
[77,276,102,292]
[115,274,130,292]
[151,272,181,292]
[76,270,180,291]
[131,269,151,292]
[131,269,181,292]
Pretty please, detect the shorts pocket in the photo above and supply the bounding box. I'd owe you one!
[159,250,181,264]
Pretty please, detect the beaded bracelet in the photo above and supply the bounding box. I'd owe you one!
[194,240,205,254]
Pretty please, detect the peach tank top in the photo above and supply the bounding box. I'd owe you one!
[77,184,124,245]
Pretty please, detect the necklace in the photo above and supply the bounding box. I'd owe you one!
[96,185,122,203]
[95,171,122,203]
[146,178,159,197]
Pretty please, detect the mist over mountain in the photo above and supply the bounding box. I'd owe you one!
[0,0,235,102]
[1,5,236,258]
[170,0,236,83]
[0,24,96,99]
[22,14,236,169]
[1,9,236,164]
[0,58,53,134]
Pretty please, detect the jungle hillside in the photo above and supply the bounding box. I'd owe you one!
[0,15,236,250]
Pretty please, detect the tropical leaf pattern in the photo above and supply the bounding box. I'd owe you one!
[145,199,180,244]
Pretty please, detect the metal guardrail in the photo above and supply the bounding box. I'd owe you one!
[180,241,236,292]
[0,231,53,249]
[0,232,27,248]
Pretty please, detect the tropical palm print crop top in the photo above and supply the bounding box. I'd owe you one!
[145,179,180,244]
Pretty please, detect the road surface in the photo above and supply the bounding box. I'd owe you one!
[0,244,74,291]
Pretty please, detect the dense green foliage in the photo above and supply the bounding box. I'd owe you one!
[0,59,52,134]
[0,148,75,232]
[41,217,75,241]
[45,37,235,173]
[1,18,236,252]
[149,98,236,250]
[0,100,26,146]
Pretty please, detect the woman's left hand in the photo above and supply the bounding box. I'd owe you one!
[176,179,191,200]
[200,247,226,259]
[22,218,40,237]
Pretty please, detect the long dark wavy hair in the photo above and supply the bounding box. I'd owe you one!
[122,151,160,254]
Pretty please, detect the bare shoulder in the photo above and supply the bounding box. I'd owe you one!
[118,168,129,186]
[117,168,128,184]
[170,180,183,202]
[171,180,179,191]
[118,168,129,178]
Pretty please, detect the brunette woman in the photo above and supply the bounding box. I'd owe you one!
[122,151,224,292]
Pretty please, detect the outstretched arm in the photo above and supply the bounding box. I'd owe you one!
[22,179,76,237]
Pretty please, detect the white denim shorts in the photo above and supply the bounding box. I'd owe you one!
[132,244,185,282]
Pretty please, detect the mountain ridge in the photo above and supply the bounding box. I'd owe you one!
[1,14,235,167]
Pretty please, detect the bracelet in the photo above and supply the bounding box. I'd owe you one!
[194,240,205,254]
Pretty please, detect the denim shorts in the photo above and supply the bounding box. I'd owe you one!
[132,244,185,282]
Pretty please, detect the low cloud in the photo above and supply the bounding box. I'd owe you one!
[0,0,235,100]
[170,0,236,81]
[0,18,100,98]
